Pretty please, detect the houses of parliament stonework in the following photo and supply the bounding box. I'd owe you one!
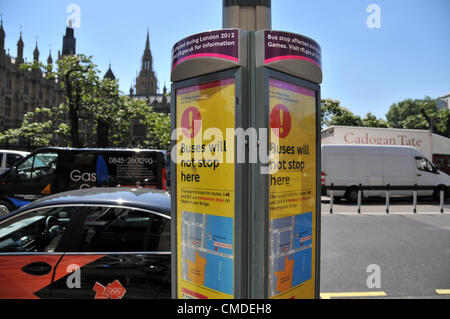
[0,19,169,134]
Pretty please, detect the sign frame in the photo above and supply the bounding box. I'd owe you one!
[170,66,249,299]
[171,29,247,83]
[250,66,321,299]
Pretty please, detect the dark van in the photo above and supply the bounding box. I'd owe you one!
[0,147,167,214]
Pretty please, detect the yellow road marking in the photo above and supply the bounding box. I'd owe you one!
[320,291,387,299]
[435,289,450,295]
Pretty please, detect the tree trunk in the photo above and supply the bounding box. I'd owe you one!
[65,70,80,148]
[97,119,109,148]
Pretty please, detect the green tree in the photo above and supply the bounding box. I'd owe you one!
[5,54,172,149]
[0,105,70,148]
[321,98,362,128]
[362,112,388,128]
[386,97,449,137]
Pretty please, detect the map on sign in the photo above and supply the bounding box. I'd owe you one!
[269,212,313,297]
[181,211,234,295]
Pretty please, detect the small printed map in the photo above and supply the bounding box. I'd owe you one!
[181,211,234,295]
[269,212,313,297]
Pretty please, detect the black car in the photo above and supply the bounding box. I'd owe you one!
[0,187,171,299]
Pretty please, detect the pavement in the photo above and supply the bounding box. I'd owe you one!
[321,196,450,215]
[319,199,450,299]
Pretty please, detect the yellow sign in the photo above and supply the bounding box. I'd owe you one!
[268,78,316,299]
[175,78,235,299]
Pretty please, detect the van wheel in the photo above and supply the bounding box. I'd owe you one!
[346,187,361,203]
[433,186,448,202]
[0,200,13,216]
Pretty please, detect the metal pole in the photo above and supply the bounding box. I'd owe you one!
[330,183,333,214]
[441,189,445,214]
[413,184,417,214]
[386,184,390,214]
[357,184,362,214]
[223,0,271,31]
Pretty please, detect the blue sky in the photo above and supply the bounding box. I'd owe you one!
[1,0,449,119]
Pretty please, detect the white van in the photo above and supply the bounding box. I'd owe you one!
[321,144,450,202]
[0,150,29,175]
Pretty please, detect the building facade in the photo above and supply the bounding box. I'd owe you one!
[437,92,450,110]
[0,21,76,132]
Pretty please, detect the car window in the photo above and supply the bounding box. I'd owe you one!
[416,157,435,173]
[0,206,77,253]
[6,154,23,168]
[16,152,58,181]
[76,206,170,253]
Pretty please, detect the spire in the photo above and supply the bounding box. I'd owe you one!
[0,15,5,52]
[47,49,53,65]
[141,29,153,71]
[103,62,116,80]
[135,29,158,96]
[33,37,39,62]
[16,29,24,64]
[129,82,134,96]
[62,23,76,56]
[145,28,150,52]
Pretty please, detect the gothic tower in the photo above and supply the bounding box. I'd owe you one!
[16,31,24,64]
[135,29,158,96]
[47,50,53,65]
[103,63,116,80]
[33,41,39,62]
[62,23,76,56]
[0,18,5,53]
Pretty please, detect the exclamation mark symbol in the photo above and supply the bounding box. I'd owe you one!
[189,110,194,137]
[279,109,284,136]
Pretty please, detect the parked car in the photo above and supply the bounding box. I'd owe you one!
[321,144,450,202]
[0,187,171,299]
[0,150,29,175]
[0,147,168,214]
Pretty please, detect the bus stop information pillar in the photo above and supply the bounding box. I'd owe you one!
[170,0,322,299]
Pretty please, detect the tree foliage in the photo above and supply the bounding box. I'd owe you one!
[321,97,448,137]
[0,54,171,150]
[362,112,388,128]
[321,98,368,128]
[386,97,450,137]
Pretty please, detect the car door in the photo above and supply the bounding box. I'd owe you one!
[382,149,417,197]
[7,151,59,207]
[0,152,5,174]
[0,205,79,299]
[50,205,171,299]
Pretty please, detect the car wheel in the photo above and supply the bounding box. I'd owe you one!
[0,200,13,216]
[346,187,360,203]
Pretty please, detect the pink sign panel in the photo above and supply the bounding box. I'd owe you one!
[264,31,321,69]
[172,30,239,70]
